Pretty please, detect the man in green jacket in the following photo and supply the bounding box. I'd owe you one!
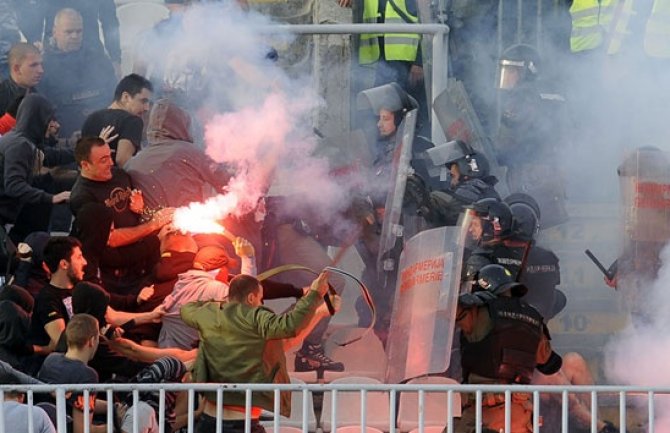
[182,271,336,433]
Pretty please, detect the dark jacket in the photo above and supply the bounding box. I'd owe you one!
[0,94,74,223]
[0,77,32,116]
[124,99,232,209]
[21,0,121,63]
[39,43,115,135]
[0,300,33,370]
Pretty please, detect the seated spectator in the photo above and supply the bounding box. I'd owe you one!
[0,94,74,243]
[37,313,105,433]
[68,280,162,381]
[158,236,256,350]
[0,283,34,314]
[27,0,122,78]
[114,356,187,433]
[81,74,152,167]
[69,136,173,295]
[0,43,42,115]
[2,376,56,433]
[39,8,116,136]
[13,231,51,298]
[0,299,33,371]
[124,98,233,209]
[28,236,85,357]
[40,312,187,433]
[183,272,338,433]
[0,285,36,371]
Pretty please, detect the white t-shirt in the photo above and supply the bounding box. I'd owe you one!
[121,401,158,433]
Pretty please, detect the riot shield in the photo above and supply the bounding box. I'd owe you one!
[433,79,508,195]
[376,108,417,276]
[617,148,670,316]
[385,225,466,383]
[357,82,418,113]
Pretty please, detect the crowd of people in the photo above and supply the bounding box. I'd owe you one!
[0,0,668,432]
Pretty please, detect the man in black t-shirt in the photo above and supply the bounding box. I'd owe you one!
[70,136,173,295]
[81,74,152,167]
[29,237,86,357]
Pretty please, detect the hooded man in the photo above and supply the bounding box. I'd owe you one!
[124,98,232,210]
[0,93,73,242]
[0,300,33,371]
[158,237,256,350]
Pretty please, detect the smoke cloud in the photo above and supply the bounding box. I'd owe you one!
[148,1,375,234]
[604,242,670,429]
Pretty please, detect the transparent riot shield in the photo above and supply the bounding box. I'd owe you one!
[617,148,670,317]
[376,108,418,276]
[433,79,508,195]
[385,224,467,383]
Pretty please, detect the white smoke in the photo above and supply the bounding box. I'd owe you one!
[604,242,670,430]
[148,1,374,233]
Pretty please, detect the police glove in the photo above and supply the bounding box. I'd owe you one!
[458,290,496,307]
[404,173,430,209]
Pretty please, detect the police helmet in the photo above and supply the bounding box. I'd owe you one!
[505,193,541,240]
[617,146,669,178]
[357,82,418,115]
[471,198,514,243]
[476,264,528,297]
[426,140,490,180]
[498,44,541,90]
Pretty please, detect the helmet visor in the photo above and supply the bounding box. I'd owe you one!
[497,59,525,90]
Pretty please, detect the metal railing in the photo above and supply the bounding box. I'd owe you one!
[1,382,667,433]
[259,23,450,144]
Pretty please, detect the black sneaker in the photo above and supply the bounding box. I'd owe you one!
[294,344,344,372]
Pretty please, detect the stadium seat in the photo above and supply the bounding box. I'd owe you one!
[397,376,461,432]
[321,377,391,432]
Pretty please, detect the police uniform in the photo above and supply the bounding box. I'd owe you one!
[456,291,561,433]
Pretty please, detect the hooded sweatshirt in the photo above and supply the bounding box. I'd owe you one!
[0,94,74,222]
[0,301,33,370]
[157,253,255,350]
[124,98,232,209]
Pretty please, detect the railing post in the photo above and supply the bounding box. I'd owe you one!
[431,31,447,144]
[56,387,68,433]
[27,390,33,433]
[0,390,5,433]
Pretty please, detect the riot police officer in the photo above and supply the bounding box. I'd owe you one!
[405,140,500,227]
[505,193,566,321]
[455,264,562,433]
[462,198,528,290]
[496,44,569,228]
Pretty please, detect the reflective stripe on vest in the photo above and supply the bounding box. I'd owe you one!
[569,0,616,52]
[607,0,635,54]
[644,0,670,58]
[359,0,420,64]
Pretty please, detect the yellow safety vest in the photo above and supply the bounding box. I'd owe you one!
[569,0,617,52]
[359,0,420,65]
[644,0,670,57]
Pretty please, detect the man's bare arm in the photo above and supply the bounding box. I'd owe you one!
[107,208,174,248]
[116,139,136,168]
[39,319,66,354]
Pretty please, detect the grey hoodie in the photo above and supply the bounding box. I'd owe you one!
[0,94,74,222]
[124,98,232,209]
